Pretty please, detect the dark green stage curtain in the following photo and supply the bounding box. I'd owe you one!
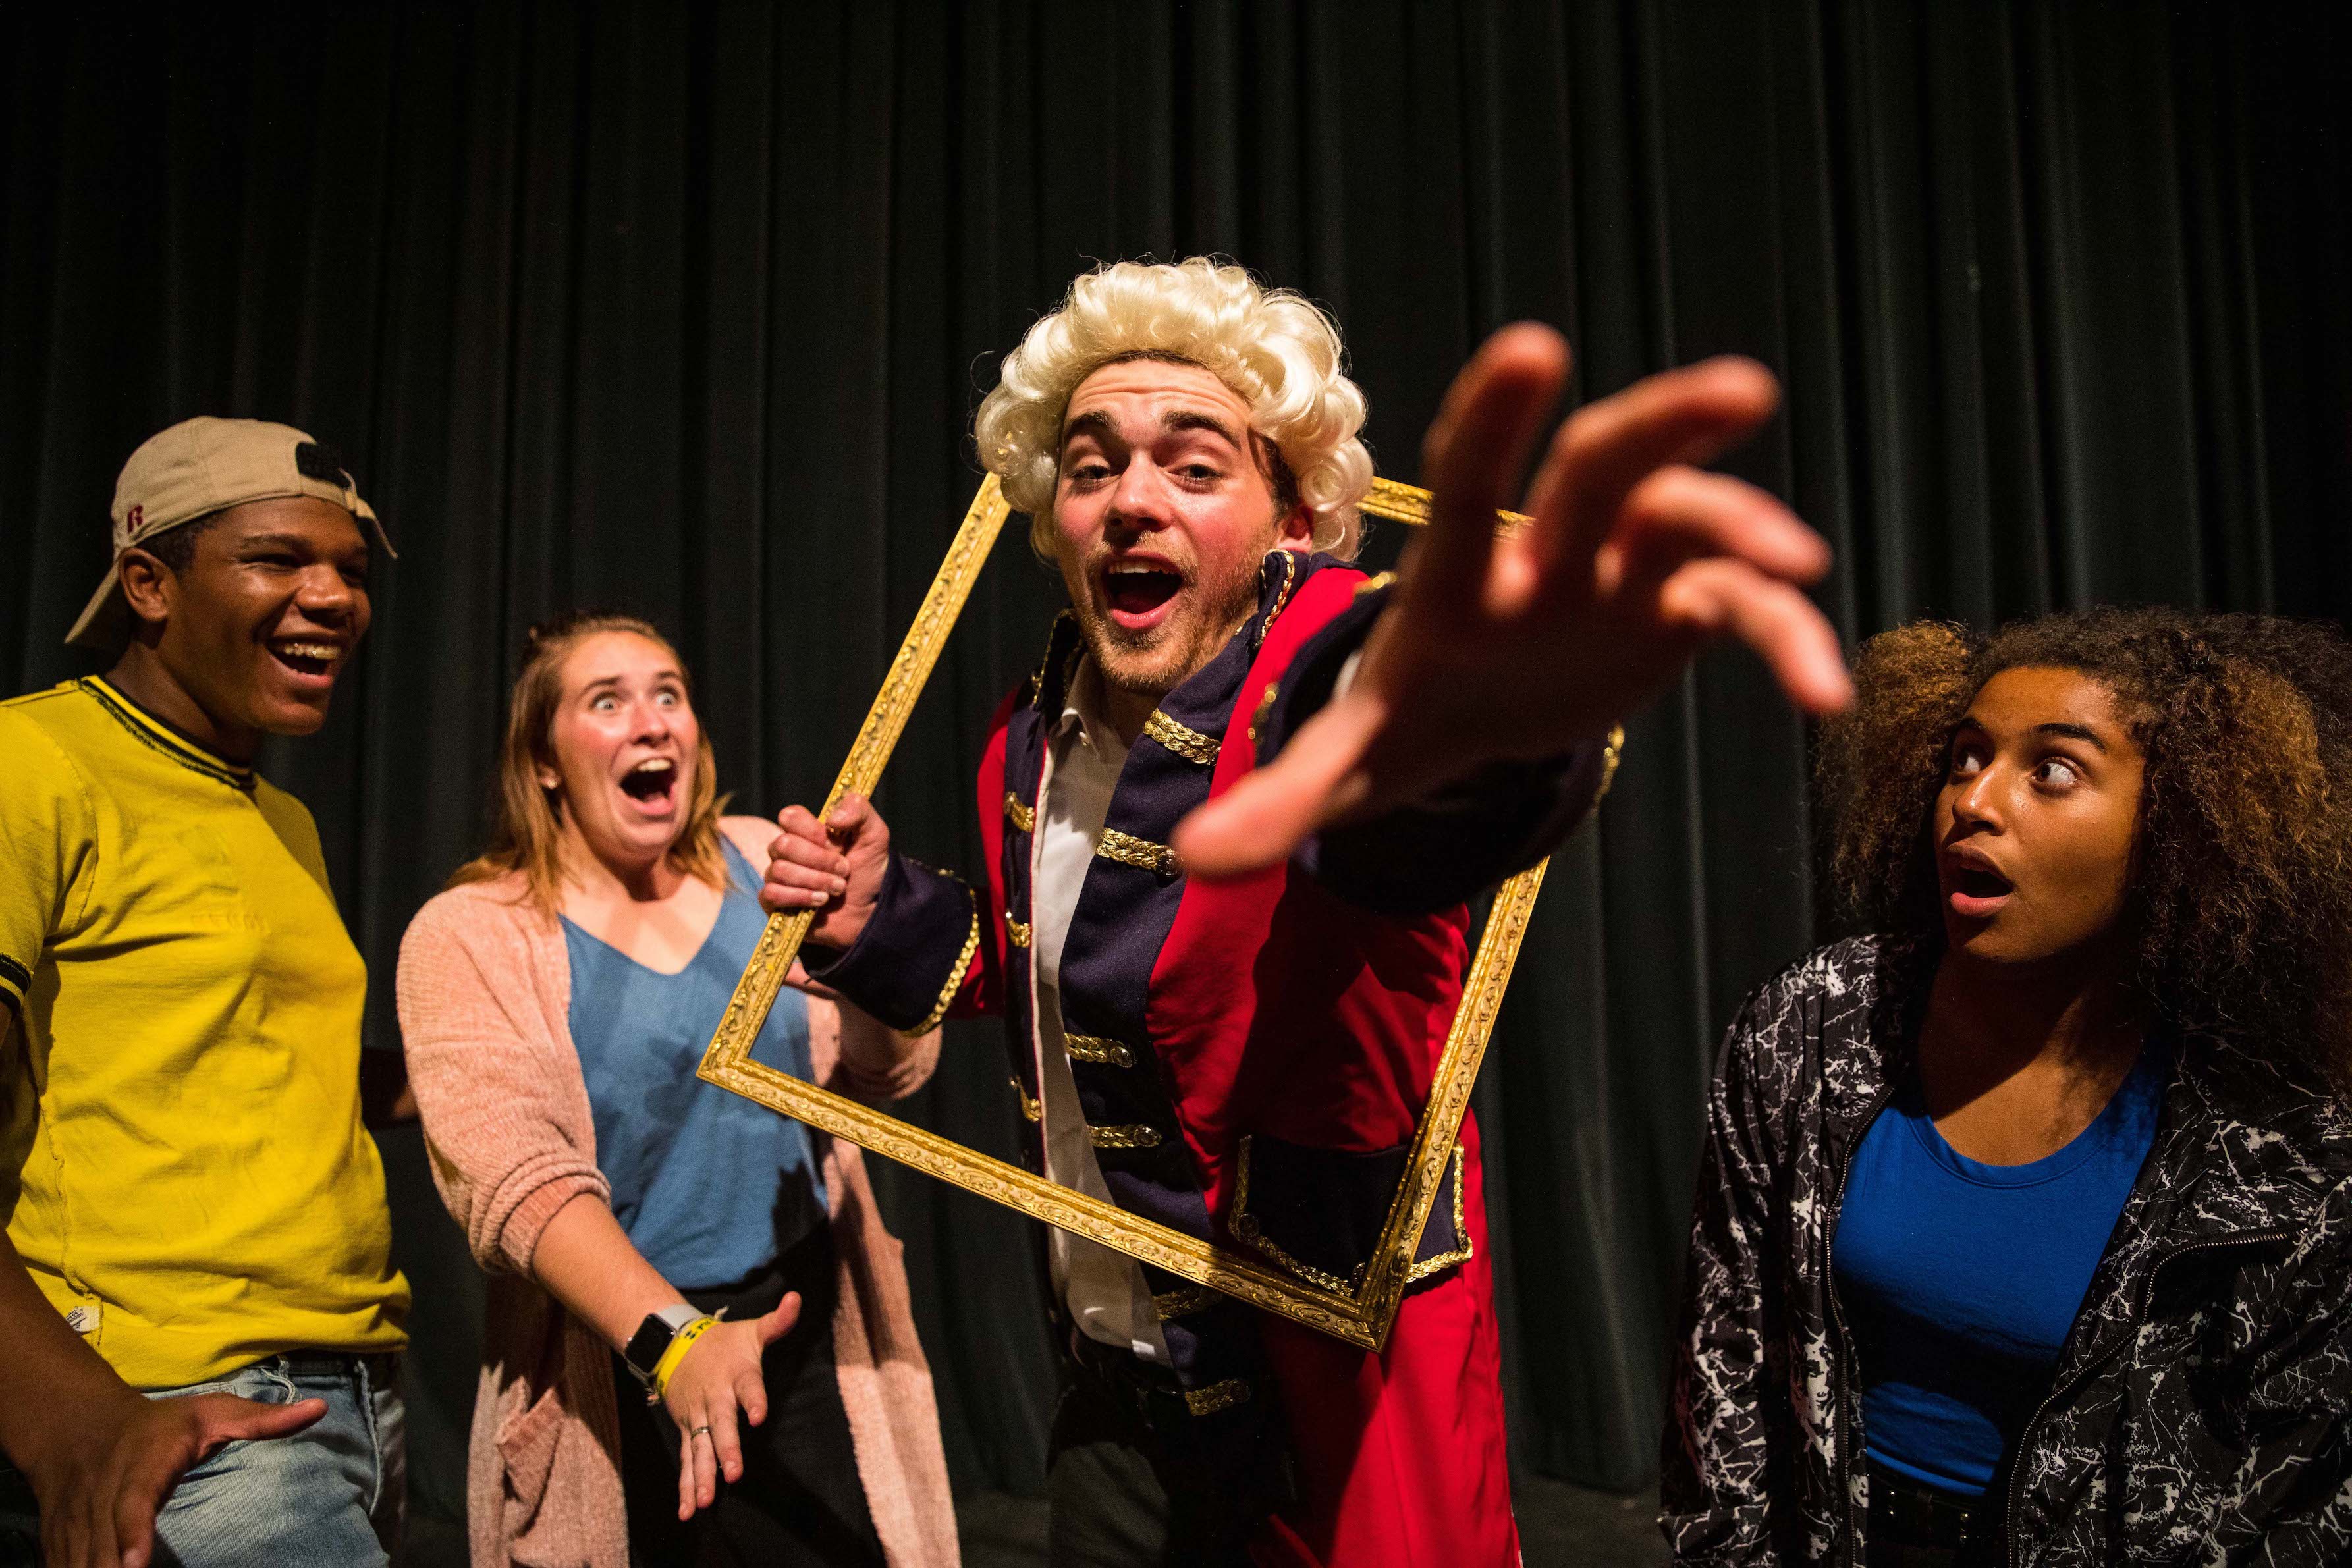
[1,0,2343,1524]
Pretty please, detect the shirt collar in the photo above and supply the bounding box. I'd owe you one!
[81,676,257,790]
[1053,655,1128,761]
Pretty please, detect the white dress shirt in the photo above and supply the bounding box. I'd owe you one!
[1030,655,1173,1364]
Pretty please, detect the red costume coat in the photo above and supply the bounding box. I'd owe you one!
[809,553,1606,1567]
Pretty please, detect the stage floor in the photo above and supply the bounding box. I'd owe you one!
[404,1475,1667,1567]
[950,1476,1666,1568]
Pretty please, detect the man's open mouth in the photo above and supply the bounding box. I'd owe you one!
[269,639,344,680]
[618,757,678,809]
[1101,560,1185,624]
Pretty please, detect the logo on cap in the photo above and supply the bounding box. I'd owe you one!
[127,504,144,530]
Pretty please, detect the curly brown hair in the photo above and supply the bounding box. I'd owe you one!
[1817,607,2352,1090]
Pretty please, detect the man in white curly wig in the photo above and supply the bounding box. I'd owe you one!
[767,258,1849,1567]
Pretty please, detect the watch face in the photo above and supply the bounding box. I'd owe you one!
[624,1314,674,1379]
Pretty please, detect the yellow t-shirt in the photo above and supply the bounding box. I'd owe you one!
[0,678,408,1388]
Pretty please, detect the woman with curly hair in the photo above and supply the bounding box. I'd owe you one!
[1660,608,2352,1567]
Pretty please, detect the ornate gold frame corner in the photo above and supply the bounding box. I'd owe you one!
[700,473,1594,1351]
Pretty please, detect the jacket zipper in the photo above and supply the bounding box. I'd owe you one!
[1822,1078,1900,1568]
[1997,1224,2298,1568]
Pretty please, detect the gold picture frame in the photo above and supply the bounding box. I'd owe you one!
[699,474,1605,1351]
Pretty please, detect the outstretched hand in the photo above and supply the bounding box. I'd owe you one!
[663,1292,802,1522]
[1172,324,1851,878]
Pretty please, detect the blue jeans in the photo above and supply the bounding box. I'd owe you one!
[0,1353,404,1568]
[148,1353,404,1568]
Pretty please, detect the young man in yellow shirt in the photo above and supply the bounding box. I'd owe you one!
[0,419,411,1568]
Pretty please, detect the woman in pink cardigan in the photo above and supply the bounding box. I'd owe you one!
[397,612,957,1568]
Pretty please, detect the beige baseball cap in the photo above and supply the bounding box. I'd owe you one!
[66,416,397,651]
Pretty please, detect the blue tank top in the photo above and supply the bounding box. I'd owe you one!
[564,840,828,1292]
[1832,1047,2166,1496]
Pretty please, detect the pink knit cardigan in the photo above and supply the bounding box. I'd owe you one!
[396,871,959,1568]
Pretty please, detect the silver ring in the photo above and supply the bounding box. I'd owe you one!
[690,1424,713,1440]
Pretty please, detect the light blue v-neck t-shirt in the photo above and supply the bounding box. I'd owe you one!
[564,840,827,1292]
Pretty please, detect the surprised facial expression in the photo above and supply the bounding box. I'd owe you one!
[544,631,700,869]
[1932,666,2147,967]
[1051,358,1314,703]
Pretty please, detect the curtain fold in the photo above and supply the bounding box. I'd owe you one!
[3,0,2342,1515]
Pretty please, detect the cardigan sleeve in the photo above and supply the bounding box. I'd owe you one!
[396,887,611,1276]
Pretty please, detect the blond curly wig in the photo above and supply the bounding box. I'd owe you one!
[975,257,1375,560]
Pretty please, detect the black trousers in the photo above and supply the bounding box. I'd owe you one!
[1044,1334,1268,1568]
[613,1228,883,1568]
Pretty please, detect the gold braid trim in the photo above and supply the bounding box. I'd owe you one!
[911,896,981,1037]
[1087,1124,1164,1150]
[1004,916,1031,948]
[1095,829,1178,877]
[1228,1135,1365,1297]
[1011,1077,1041,1122]
[1004,792,1035,833]
[1403,1143,1473,1283]
[1183,1378,1252,1417]
[1064,1033,1135,1068]
[1257,551,1299,641]
[1142,710,1220,766]
[1152,1284,1219,1319]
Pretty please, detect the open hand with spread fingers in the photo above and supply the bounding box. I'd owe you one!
[661,1291,802,1523]
[1171,323,1852,879]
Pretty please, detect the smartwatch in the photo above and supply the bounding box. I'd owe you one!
[622,1303,704,1387]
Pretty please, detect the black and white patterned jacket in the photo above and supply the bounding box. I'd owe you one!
[1658,934,2352,1567]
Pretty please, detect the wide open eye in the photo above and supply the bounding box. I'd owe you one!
[2032,756,2082,788]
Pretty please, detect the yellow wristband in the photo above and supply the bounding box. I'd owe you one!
[647,1314,721,1404]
